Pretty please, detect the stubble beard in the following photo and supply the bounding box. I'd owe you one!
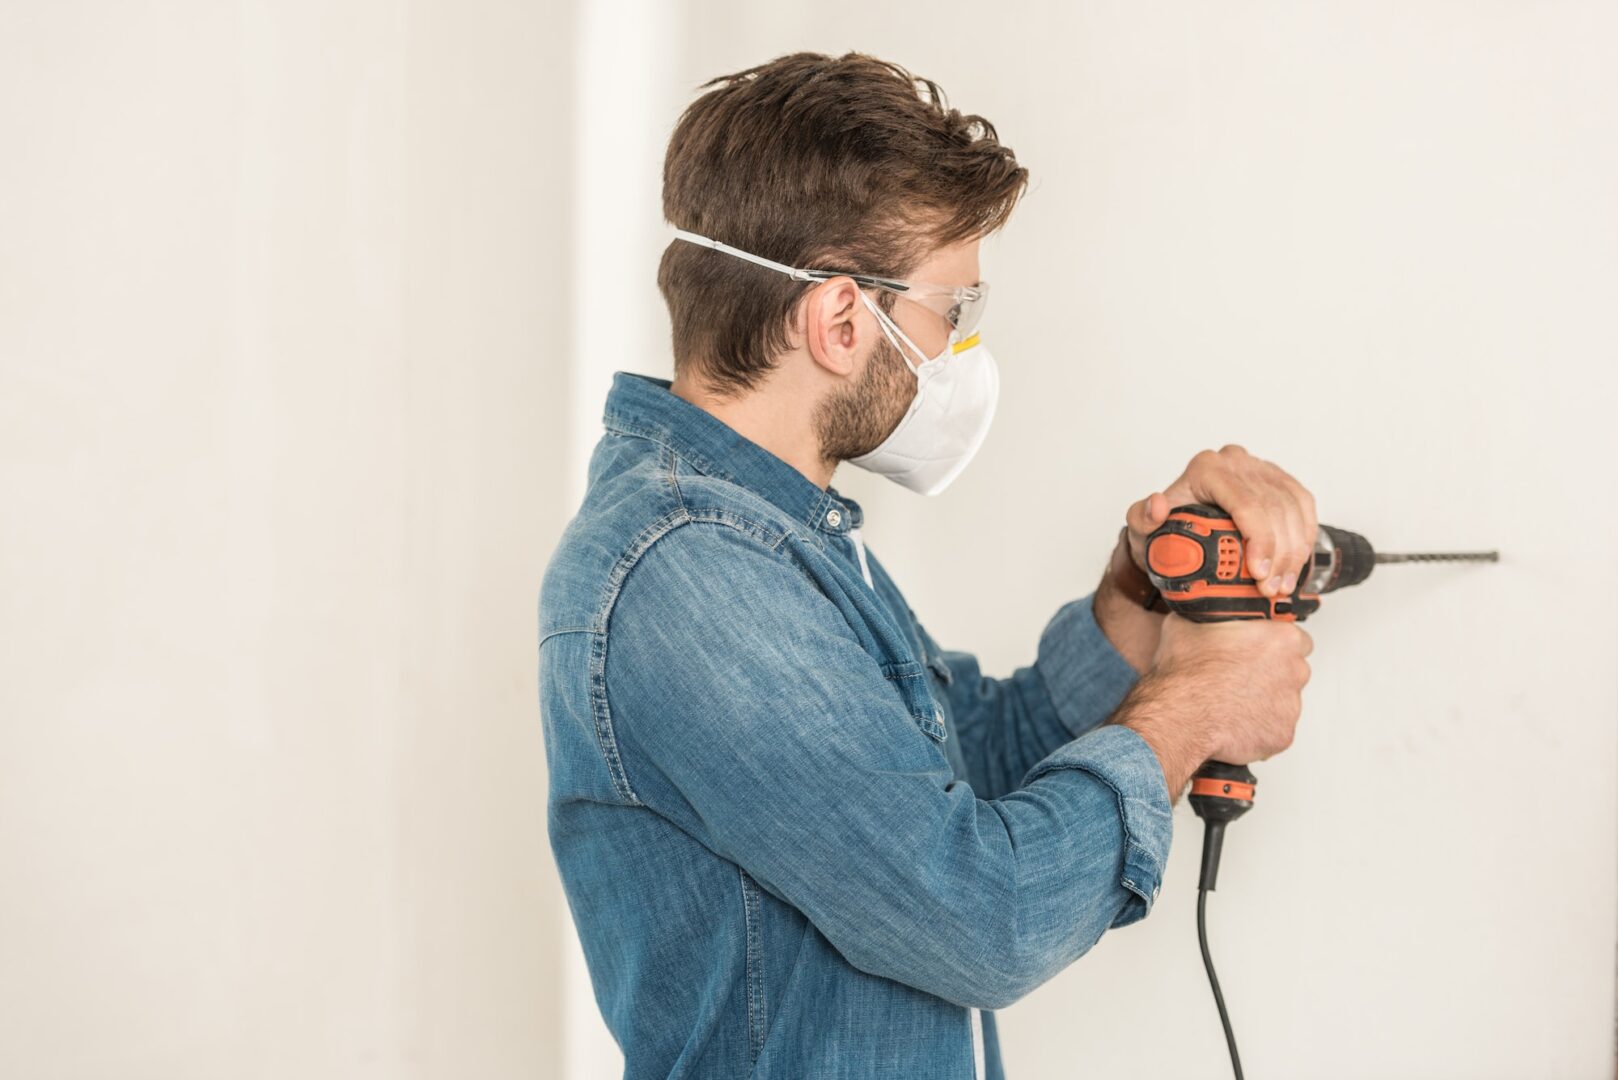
[814,335,916,468]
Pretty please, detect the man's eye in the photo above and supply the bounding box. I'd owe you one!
[946,303,963,327]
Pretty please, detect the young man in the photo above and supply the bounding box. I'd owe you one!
[540,52,1316,1079]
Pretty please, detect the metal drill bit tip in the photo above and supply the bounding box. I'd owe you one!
[1374,551,1500,564]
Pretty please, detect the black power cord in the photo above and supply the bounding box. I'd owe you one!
[1188,765,1257,1080]
[1196,886,1244,1080]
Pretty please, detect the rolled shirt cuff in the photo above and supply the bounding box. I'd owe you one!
[1022,723,1174,927]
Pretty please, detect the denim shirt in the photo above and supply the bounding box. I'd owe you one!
[540,373,1174,1079]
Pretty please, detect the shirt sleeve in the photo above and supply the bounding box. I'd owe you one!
[932,593,1144,800]
[604,521,1173,1011]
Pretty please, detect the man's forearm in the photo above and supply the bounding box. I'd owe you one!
[1106,672,1212,803]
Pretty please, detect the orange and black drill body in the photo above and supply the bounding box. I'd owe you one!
[1145,502,1377,624]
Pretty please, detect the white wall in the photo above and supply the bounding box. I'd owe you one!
[4,3,1613,1078]
[0,3,571,1076]
[663,3,1616,1078]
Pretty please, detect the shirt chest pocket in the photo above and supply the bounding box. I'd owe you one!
[880,660,947,742]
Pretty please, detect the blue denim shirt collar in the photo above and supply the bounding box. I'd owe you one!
[602,371,864,536]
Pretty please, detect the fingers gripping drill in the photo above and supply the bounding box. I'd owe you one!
[1143,503,1498,1079]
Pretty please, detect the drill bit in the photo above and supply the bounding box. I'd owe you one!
[1374,550,1499,564]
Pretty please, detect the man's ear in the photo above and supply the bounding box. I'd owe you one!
[801,277,866,378]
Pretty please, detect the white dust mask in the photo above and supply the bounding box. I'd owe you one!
[848,291,999,496]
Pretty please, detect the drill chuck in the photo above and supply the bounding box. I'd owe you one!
[1305,524,1376,596]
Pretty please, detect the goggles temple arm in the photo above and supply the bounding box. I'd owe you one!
[672,229,910,293]
[671,230,813,280]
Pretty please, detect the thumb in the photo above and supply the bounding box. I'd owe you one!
[1131,492,1163,533]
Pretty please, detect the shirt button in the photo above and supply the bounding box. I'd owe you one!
[826,509,842,527]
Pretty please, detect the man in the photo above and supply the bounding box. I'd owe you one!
[540,52,1315,1079]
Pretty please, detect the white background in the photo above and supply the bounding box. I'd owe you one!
[3,2,1613,1078]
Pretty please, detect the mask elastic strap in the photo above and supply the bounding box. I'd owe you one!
[860,291,931,374]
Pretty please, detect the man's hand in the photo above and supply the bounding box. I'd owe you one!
[1113,615,1314,799]
[1125,445,1318,600]
[1152,615,1312,765]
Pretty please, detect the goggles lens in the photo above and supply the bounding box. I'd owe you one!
[902,282,989,339]
[946,284,988,337]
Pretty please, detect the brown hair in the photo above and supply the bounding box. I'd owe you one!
[658,52,1028,395]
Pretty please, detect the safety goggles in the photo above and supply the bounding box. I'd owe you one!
[672,229,990,338]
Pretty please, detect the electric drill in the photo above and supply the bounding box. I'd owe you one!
[1143,503,1497,1080]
